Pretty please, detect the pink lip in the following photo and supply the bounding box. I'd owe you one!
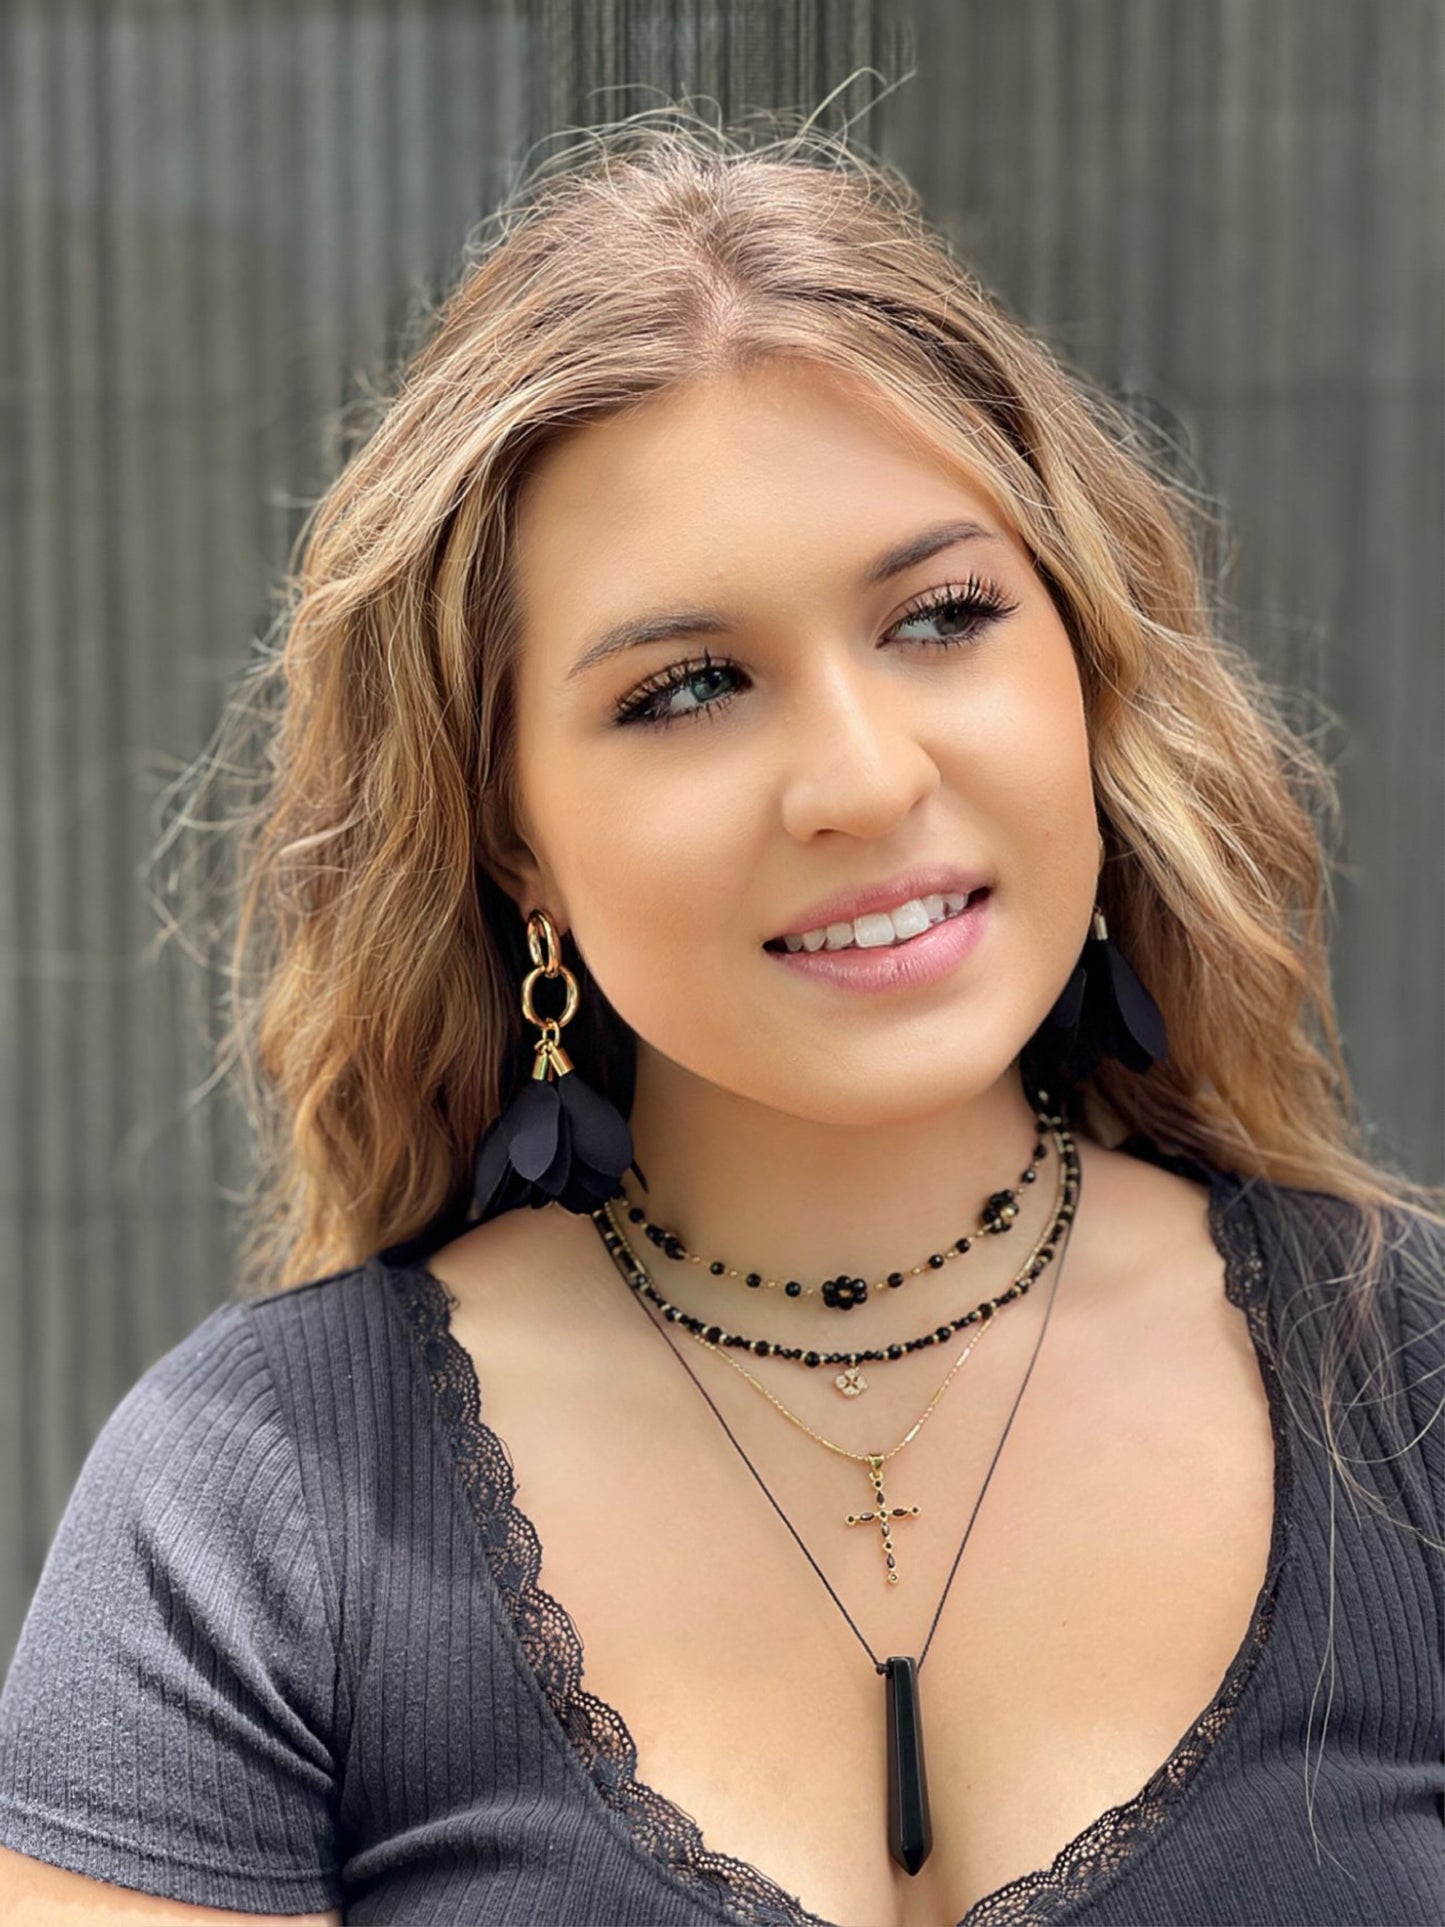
[764,890,991,992]
[767,863,992,945]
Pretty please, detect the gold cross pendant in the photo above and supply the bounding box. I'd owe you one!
[845,1454,920,1584]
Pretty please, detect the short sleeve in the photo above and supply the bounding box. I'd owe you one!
[0,1300,344,1913]
[1390,1213,1445,1544]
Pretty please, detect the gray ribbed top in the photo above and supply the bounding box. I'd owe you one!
[1,1151,1441,1925]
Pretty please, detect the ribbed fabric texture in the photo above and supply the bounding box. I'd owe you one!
[0,1156,1440,1925]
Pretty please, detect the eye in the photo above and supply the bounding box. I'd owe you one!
[610,573,1019,731]
[887,574,1019,647]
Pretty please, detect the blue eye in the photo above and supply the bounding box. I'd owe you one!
[610,574,1018,731]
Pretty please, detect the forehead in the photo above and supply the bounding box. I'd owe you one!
[510,361,1018,630]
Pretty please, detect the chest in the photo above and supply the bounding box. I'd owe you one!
[436,1236,1278,1927]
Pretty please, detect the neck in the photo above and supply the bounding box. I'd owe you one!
[616,1053,1063,1349]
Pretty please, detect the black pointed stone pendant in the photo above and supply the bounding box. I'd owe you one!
[884,1655,933,1875]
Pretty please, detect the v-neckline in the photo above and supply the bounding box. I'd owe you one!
[373,1163,1294,1927]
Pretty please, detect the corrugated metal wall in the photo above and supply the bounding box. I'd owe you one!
[2,0,1440,1673]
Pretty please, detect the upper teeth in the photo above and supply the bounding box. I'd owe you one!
[782,891,974,953]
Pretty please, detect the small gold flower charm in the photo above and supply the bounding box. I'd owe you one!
[834,1365,868,1398]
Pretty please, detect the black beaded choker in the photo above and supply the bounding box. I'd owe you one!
[593,1107,1078,1390]
[615,1100,1056,1312]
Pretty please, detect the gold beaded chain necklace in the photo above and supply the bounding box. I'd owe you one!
[596,1122,1072,1585]
[595,1105,1069,1400]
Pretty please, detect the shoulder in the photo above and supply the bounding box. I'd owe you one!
[0,1295,348,1912]
[1217,1171,1444,1536]
[11,1260,409,1650]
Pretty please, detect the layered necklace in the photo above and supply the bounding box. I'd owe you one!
[586,1101,1082,1877]
[602,1097,1058,1399]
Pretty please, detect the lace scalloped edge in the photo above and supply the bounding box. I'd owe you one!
[392,1263,834,1927]
[386,1169,1290,1927]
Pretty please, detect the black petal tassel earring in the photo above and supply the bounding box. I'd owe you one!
[471,908,645,1221]
[1042,904,1169,1086]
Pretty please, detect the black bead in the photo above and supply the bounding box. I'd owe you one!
[982,1188,1018,1234]
[1022,1169,1037,1182]
[710,1261,725,1275]
[935,1327,950,1341]
[746,1272,762,1287]
[785,1280,802,1297]
[627,1207,644,1222]
[665,1237,686,1259]
[887,1344,903,1359]
[954,1237,971,1253]
[928,1254,944,1269]
[888,1271,904,1287]
[753,1339,769,1354]
[804,1351,820,1368]
[822,1275,867,1310]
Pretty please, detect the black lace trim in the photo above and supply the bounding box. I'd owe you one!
[380,1167,1292,1927]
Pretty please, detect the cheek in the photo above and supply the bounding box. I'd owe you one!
[941,630,1094,848]
[530,737,761,1001]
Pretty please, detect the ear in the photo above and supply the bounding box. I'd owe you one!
[479,835,566,931]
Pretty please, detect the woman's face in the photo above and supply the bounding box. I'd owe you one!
[501,357,1099,1129]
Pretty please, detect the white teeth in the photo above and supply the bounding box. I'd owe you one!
[781,890,975,953]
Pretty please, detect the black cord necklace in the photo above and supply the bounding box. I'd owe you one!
[590,1136,1081,1878]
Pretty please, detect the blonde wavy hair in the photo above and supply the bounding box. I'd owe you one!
[161,108,1439,1557]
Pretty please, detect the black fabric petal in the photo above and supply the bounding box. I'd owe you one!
[556,1070,636,1180]
[470,1063,637,1221]
[508,1079,564,1182]
[1038,934,1168,1086]
[1103,938,1170,1071]
[1050,956,1088,1032]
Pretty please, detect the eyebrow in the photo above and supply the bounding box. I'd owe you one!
[563,517,1003,683]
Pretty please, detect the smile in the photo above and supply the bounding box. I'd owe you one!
[763,891,979,954]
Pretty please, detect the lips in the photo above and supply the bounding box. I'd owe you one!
[764,864,993,947]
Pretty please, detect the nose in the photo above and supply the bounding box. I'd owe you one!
[775,654,942,841]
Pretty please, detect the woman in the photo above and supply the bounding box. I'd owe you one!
[0,114,1439,1927]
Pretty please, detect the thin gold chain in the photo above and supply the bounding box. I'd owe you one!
[640,1123,1068,1467]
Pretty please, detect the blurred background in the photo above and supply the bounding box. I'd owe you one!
[1,0,1440,1672]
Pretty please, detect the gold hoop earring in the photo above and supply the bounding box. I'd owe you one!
[469,909,641,1220]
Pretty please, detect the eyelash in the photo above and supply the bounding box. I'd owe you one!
[610,574,1021,731]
